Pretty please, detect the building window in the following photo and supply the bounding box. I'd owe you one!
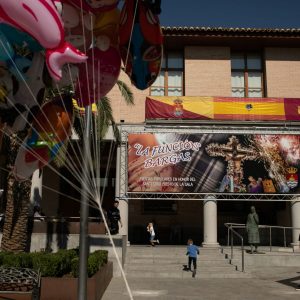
[231,52,264,97]
[150,52,184,96]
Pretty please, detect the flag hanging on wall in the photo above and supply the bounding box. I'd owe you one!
[145,96,300,121]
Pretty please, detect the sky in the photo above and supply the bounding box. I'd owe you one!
[159,0,300,28]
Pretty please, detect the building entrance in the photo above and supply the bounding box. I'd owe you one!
[128,200,203,245]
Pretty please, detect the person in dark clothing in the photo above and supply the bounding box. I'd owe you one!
[0,212,4,232]
[107,200,122,235]
[186,239,200,277]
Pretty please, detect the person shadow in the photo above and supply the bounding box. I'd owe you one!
[245,249,265,254]
[56,216,69,250]
[182,264,190,271]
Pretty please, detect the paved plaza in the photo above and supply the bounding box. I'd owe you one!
[103,267,300,300]
[103,246,300,300]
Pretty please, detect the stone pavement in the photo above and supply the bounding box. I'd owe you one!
[102,267,300,300]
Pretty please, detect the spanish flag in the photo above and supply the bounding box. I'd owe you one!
[145,96,300,121]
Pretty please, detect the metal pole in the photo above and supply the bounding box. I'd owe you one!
[78,105,92,300]
[231,226,233,260]
[269,227,272,252]
[283,227,286,248]
[227,226,230,247]
[241,238,244,272]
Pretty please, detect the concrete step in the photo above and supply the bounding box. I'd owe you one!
[125,258,231,266]
[126,254,226,261]
[122,246,246,279]
[127,248,222,253]
[124,270,252,279]
[181,271,252,279]
[125,264,236,273]
[127,247,221,253]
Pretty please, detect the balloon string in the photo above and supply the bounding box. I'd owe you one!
[88,15,99,197]
[54,84,90,185]
[76,2,134,299]
[79,0,92,107]
[117,0,139,133]
[0,39,85,186]
[0,166,100,211]
[1,3,135,298]
[0,54,92,197]
[96,194,134,300]
[124,0,139,70]
[0,24,84,197]
[0,16,102,199]
[55,1,96,190]
[99,139,115,205]
[0,126,91,199]
[41,182,100,211]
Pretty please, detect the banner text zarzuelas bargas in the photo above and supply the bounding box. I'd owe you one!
[133,140,202,168]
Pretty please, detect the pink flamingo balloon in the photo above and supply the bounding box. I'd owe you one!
[0,0,87,81]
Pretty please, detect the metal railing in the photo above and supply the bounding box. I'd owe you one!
[225,223,300,252]
[224,223,245,272]
[225,223,300,272]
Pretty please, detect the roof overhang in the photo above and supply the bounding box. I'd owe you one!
[162,27,300,49]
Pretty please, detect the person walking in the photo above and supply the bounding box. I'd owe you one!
[246,206,260,253]
[147,222,159,246]
[186,238,199,277]
[107,201,122,235]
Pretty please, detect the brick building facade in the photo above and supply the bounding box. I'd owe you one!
[43,27,300,246]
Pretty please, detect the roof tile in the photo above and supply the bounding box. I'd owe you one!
[162,26,300,37]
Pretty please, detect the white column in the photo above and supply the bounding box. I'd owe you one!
[30,169,43,215]
[202,195,219,247]
[118,199,128,237]
[291,198,300,248]
[115,146,128,238]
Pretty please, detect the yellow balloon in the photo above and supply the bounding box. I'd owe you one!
[94,8,120,49]
[72,99,98,114]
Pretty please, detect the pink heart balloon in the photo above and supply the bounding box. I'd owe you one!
[75,46,121,106]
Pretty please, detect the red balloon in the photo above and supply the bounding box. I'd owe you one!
[75,47,121,106]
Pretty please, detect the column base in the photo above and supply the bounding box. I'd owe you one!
[291,242,300,252]
[202,242,220,248]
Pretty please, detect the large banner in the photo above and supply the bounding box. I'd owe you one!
[128,133,300,194]
[145,96,300,121]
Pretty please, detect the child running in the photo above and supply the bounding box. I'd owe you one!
[186,238,199,277]
[147,222,159,246]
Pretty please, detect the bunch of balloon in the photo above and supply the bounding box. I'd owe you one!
[0,0,90,180]
[64,0,122,107]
